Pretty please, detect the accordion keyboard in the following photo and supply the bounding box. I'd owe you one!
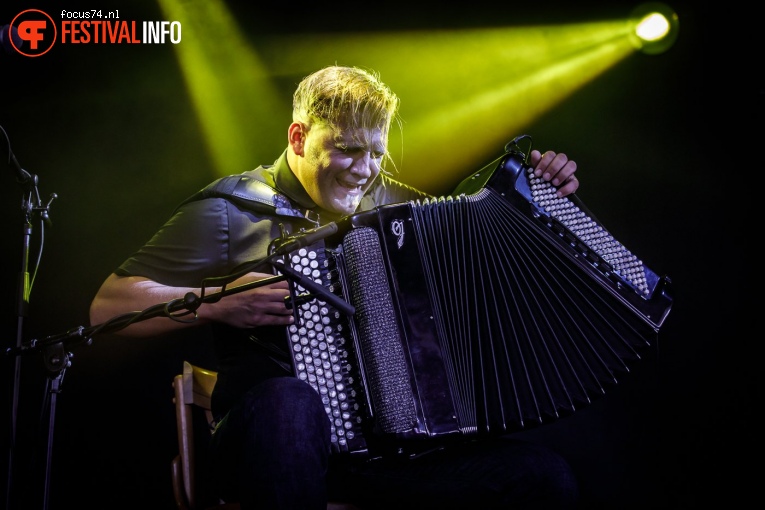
[284,246,368,455]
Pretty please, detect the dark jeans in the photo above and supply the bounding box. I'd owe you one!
[209,377,579,510]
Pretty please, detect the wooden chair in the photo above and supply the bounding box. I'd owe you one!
[171,361,358,510]
[171,361,228,510]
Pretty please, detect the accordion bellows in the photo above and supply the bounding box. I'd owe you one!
[283,148,673,458]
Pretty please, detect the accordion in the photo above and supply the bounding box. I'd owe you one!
[279,144,673,458]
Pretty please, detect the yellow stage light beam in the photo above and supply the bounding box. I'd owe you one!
[261,19,640,192]
[157,0,283,177]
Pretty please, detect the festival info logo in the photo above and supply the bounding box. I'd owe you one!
[8,10,56,57]
[6,9,181,57]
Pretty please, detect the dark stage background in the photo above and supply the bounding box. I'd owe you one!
[1,1,755,509]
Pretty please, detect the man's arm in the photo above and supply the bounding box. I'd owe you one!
[89,272,294,338]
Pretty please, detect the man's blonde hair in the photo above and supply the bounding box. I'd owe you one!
[293,65,400,141]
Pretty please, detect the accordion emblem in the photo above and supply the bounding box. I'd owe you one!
[281,144,673,457]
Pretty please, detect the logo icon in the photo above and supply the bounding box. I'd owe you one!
[391,219,405,249]
[10,9,57,57]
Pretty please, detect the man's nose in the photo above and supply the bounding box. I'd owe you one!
[350,153,374,177]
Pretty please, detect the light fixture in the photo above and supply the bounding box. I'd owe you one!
[629,2,679,55]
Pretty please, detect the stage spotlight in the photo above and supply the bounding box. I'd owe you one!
[629,2,679,55]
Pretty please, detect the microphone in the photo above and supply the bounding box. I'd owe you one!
[8,149,32,185]
[275,261,355,316]
[1,124,33,185]
[269,221,353,316]
[271,222,339,256]
[0,24,22,54]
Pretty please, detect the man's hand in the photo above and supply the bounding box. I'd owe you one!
[529,149,579,197]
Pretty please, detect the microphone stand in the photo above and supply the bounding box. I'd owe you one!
[4,124,57,510]
[5,247,354,510]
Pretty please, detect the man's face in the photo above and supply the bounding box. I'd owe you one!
[295,123,386,215]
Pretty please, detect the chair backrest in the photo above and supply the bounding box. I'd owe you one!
[172,361,230,510]
[171,361,358,510]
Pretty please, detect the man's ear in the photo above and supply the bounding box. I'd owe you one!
[288,122,305,156]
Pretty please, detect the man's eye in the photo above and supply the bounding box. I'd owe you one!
[335,145,383,158]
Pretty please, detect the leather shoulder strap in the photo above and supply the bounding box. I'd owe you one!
[175,170,310,222]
